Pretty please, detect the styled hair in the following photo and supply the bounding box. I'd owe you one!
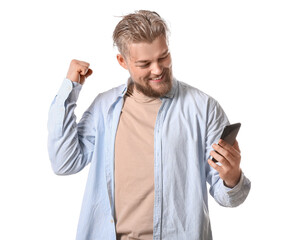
[113,10,169,56]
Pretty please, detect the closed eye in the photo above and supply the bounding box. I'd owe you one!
[138,63,151,68]
[159,53,170,61]
[136,52,170,68]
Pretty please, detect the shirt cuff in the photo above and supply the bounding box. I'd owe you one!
[223,171,251,198]
[57,78,82,103]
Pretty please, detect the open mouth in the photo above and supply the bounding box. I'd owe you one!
[148,71,165,82]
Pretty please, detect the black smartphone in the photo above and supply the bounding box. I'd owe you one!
[212,123,241,163]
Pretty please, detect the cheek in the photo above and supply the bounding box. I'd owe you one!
[129,66,151,81]
[138,70,151,80]
[163,57,172,68]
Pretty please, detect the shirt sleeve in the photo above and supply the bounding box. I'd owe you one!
[47,78,96,175]
[205,99,251,207]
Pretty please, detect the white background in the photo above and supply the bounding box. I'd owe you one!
[0,0,286,239]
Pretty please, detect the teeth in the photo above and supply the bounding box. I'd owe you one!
[151,75,162,80]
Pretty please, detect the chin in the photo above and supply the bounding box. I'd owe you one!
[131,69,173,98]
[137,79,172,98]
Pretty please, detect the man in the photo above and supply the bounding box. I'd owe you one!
[48,10,251,240]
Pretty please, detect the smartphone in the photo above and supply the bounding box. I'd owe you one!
[212,123,241,163]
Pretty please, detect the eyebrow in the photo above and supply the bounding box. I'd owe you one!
[135,49,169,64]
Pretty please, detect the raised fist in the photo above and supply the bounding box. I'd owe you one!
[66,59,93,85]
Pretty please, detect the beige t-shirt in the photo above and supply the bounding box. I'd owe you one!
[114,85,162,240]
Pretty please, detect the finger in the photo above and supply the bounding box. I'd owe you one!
[218,140,240,158]
[208,159,223,173]
[215,141,241,168]
[85,68,93,78]
[210,150,231,168]
[212,143,233,160]
[79,69,93,84]
[78,66,89,76]
[70,59,90,70]
[79,61,90,68]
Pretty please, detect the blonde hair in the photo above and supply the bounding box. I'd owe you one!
[113,10,169,56]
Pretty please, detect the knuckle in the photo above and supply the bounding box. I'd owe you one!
[217,154,225,162]
[81,61,90,67]
[225,152,232,160]
[213,165,219,171]
[212,162,219,170]
[236,151,241,158]
[212,143,219,150]
[220,157,226,165]
[71,59,78,65]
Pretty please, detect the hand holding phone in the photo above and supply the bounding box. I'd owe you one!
[212,123,241,163]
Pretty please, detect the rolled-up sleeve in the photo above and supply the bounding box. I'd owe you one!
[211,171,251,207]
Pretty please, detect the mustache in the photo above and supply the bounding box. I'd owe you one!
[145,68,170,82]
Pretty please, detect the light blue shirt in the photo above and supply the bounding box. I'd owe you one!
[47,78,251,240]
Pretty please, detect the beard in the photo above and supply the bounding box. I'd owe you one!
[131,68,173,98]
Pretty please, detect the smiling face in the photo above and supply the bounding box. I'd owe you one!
[117,36,173,98]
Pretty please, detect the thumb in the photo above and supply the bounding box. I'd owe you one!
[85,68,93,78]
[79,68,93,85]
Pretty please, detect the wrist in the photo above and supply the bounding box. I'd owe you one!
[224,169,242,188]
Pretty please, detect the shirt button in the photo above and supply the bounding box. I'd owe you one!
[111,219,114,223]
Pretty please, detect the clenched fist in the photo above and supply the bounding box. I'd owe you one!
[66,59,93,85]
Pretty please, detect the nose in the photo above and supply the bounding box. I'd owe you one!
[151,62,163,76]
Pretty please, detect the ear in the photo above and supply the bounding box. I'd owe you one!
[117,54,128,70]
